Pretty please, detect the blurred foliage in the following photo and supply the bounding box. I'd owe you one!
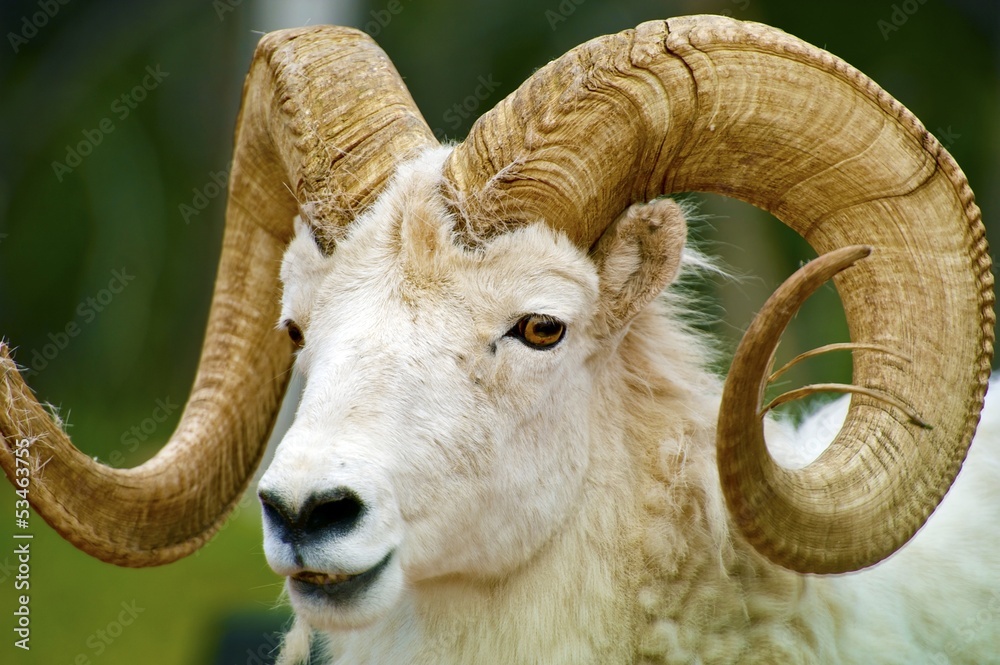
[0,0,997,663]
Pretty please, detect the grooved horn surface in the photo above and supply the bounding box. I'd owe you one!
[0,26,434,567]
[444,16,994,572]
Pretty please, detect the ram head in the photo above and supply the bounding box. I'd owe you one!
[0,13,994,662]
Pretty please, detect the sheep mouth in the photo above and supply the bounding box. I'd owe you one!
[294,570,356,585]
[289,551,393,603]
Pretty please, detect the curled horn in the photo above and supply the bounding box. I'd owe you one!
[443,16,994,573]
[0,26,435,567]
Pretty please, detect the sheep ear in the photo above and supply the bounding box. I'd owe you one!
[279,216,332,329]
[589,199,687,334]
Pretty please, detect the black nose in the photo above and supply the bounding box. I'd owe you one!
[259,487,365,544]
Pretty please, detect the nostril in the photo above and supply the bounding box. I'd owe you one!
[302,489,365,536]
[261,501,286,528]
[259,487,366,542]
[259,489,297,540]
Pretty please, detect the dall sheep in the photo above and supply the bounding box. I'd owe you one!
[2,15,997,665]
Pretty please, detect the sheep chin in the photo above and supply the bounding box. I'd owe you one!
[287,551,403,630]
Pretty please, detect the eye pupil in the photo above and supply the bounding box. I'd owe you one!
[511,314,565,349]
[284,320,304,348]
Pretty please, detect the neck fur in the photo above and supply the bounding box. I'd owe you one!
[322,305,806,664]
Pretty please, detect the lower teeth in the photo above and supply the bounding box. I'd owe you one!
[295,571,354,585]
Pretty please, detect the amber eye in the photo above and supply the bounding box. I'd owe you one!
[507,314,566,350]
[284,320,305,349]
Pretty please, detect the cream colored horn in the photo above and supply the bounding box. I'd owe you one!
[443,15,993,573]
[0,26,435,567]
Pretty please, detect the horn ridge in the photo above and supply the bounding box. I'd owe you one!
[0,26,435,567]
[443,15,993,573]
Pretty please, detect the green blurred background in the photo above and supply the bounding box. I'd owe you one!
[0,0,997,663]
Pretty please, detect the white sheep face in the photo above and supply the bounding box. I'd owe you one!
[257,149,686,632]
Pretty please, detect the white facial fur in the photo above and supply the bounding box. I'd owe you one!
[259,149,614,631]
